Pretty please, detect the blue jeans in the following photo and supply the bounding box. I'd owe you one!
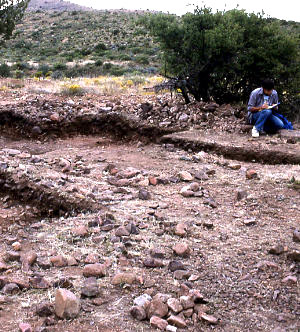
[251,109,284,134]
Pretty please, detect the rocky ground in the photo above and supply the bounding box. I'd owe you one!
[0,88,299,332]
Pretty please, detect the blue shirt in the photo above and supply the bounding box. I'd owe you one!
[247,87,278,120]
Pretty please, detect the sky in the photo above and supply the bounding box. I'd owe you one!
[71,0,300,21]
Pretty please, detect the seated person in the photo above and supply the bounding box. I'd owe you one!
[247,79,284,137]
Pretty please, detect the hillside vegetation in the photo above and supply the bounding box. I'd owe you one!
[0,10,162,77]
[27,0,93,11]
[0,4,298,82]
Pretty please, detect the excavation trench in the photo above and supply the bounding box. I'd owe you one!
[1,108,299,217]
[160,130,300,165]
[0,166,101,218]
[0,109,177,141]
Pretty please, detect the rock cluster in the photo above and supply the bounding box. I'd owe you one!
[130,289,218,330]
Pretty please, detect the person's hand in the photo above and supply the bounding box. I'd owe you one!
[261,104,269,110]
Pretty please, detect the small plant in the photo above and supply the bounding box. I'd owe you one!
[15,70,24,79]
[60,83,86,96]
[34,71,43,80]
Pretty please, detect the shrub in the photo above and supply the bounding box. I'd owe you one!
[15,70,24,79]
[103,62,113,70]
[60,84,86,96]
[118,54,132,61]
[38,64,50,76]
[52,70,63,79]
[34,71,43,79]
[94,42,107,53]
[135,55,150,65]
[142,7,300,107]
[53,63,67,71]
[0,64,11,77]
[95,59,103,67]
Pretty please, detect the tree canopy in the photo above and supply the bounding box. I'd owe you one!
[139,7,299,112]
[0,0,29,43]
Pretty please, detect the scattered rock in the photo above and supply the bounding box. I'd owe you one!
[30,276,50,289]
[292,230,300,243]
[229,164,241,170]
[166,325,177,332]
[194,171,209,181]
[21,251,37,271]
[174,270,191,280]
[50,113,60,121]
[19,323,32,332]
[281,275,297,284]
[180,186,194,197]
[172,243,191,257]
[115,226,130,237]
[203,198,218,208]
[243,219,257,226]
[83,264,106,277]
[138,188,151,200]
[236,190,248,201]
[180,295,194,309]
[178,171,193,181]
[36,258,51,270]
[50,255,68,267]
[189,182,200,192]
[32,126,42,135]
[2,283,20,295]
[149,176,158,186]
[147,299,168,318]
[134,294,152,307]
[199,312,218,325]
[168,260,186,272]
[269,245,284,255]
[0,261,9,272]
[111,272,136,285]
[12,241,21,251]
[287,250,300,262]
[4,250,20,262]
[150,316,168,330]
[203,220,214,229]
[81,277,99,298]
[246,169,258,180]
[174,223,187,237]
[256,260,280,270]
[36,302,54,317]
[150,248,165,259]
[167,315,187,328]
[167,298,183,314]
[189,289,206,303]
[72,225,88,237]
[55,289,80,319]
[143,258,164,268]
[130,306,147,321]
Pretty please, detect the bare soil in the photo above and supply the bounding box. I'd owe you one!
[0,89,299,332]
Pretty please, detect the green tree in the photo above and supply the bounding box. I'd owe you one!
[0,0,29,43]
[140,7,299,107]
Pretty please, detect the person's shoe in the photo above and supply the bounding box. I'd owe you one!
[252,127,259,137]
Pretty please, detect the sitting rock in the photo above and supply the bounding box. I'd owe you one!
[55,289,80,319]
[81,277,99,298]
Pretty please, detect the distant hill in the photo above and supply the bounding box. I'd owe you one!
[0,6,298,79]
[27,0,93,11]
[0,10,162,77]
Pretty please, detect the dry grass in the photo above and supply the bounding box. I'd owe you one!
[0,75,166,97]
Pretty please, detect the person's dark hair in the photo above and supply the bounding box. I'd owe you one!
[262,79,274,90]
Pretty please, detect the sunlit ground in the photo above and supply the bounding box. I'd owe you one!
[0,75,167,97]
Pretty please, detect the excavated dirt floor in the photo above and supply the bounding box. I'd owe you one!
[0,90,299,332]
